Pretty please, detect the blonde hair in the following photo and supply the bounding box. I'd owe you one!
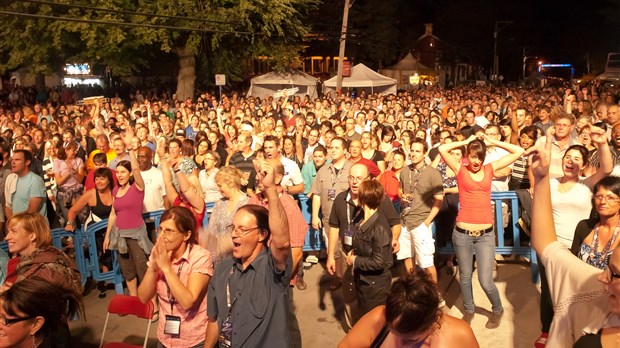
[8,212,52,249]
[215,166,243,189]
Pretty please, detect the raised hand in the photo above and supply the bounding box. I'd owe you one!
[123,127,135,149]
[526,139,552,180]
[254,158,277,189]
[589,126,607,145]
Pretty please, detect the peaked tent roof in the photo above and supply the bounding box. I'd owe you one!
[385,52,434,74]
[247,69,318,99]
[250,69,318,86]
[323,64,396,88]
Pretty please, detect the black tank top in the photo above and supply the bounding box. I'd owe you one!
[91,189,112,219]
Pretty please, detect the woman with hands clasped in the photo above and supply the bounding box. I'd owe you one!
[438,133,524,329]
[138,206,213,348]
[529,138,620,347]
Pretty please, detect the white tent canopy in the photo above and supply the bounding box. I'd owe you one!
[247,69,318,99]
[323,63,397,95]
[381,52,435,88]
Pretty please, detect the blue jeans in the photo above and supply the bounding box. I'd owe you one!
[452,229,503,313]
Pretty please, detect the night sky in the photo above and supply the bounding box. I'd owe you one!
[309,0,620,80]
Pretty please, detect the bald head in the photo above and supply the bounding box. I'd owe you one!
[349,163,370,195]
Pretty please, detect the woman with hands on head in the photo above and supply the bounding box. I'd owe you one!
[138,206,213,348]
[103,128,153,297]
[437,133,524,329]
[529,138,620,347]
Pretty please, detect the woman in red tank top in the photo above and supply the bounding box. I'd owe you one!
[438,134,524,329]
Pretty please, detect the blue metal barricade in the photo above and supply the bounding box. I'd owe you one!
[435,191,539,283]
[298,194,325,252]
[51,228,88,286]
[202,202,215,228]
[84,219,124,294]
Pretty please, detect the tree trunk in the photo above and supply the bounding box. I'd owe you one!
[175,47,196,101]
[35,73,46,90]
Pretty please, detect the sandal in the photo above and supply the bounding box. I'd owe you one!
[329,278,342,291]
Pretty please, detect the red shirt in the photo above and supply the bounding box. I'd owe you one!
[456,163,494,224]
[379,170,400,202]
[355,158,381,178]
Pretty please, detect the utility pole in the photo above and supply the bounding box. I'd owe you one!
[493,20,513,84]
[336,0,351,95]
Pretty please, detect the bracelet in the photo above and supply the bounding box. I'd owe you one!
[66,220,73,226]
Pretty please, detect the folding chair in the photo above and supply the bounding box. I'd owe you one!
[99,294,154,348]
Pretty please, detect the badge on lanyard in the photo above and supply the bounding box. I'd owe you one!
[219,316,233,348]
[328,188,336,201]
[164,315,181,338]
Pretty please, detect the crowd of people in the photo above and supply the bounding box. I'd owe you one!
[0,80,619,347]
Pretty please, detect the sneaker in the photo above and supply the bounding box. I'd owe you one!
[485,310,503,329]
[462,311,474,324]
[306,255,319,264]
[534,332,548,348]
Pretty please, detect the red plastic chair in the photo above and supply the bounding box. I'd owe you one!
[99,294,154,348]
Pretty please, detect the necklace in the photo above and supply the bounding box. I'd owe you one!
[589,220,620,268]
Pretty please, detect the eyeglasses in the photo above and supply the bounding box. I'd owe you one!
[348,176,369,183]
[158,228,181,236]
[0,316,34,326]
[593,195,620,203]
[226,225,260,238]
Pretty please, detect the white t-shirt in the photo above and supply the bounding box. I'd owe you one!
[484,147,511,192]
[141,167,166,212]
[281,157,303,187]
[550,177,592,248]
[474,115,491,128]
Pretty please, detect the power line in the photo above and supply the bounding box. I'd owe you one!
[20,0,239,25]
[0,10,253,35]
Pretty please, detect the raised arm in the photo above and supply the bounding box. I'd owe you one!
[124,129,144,191]
[584,126,613,187]
[438,135,476,173]
[175,170,205,214]
[158,139,179,204]
[294,123,305,164]
[483,135,525,172]
[256,159,290,271]
[528,138,557,255]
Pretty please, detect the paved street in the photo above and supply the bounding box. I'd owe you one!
[70,256,541,347]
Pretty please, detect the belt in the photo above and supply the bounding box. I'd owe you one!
[455,226,493,237]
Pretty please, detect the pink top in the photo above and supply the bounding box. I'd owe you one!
[113,184,145,229]
[147,244,214,347]
[456,163,494,225]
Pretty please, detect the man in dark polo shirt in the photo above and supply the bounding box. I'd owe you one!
[400,138,444,284]
[205,159,300,348]
[326,163,401,278]
[229,132,256,195]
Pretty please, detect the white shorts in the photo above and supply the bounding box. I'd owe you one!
[396,226,412,261]
[412,222,435,269]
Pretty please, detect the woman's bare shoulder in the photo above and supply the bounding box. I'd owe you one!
[439,315,480,348]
